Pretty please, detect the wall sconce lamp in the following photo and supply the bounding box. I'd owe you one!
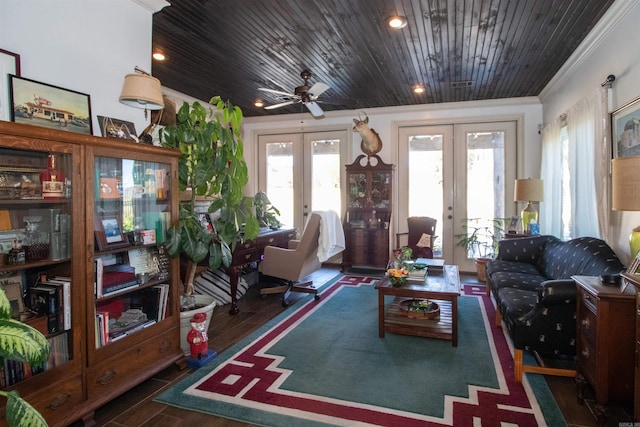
[119,66,164,118]
[514,178,544,233]
[612,156,640,259]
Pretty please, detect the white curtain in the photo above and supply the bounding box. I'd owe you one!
[540,117,563,237]
[566,87,608,239]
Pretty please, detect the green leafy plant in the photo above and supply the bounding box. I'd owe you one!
[254,191,281,229]
[455,217,508,259]
[160,98,259,296]
[0,289,50,427]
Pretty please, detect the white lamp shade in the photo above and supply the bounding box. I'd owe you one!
[612,157,640,211]
[514,178,544,202]
[119,73,164,110]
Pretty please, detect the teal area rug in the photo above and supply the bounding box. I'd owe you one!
[156,274,566,426]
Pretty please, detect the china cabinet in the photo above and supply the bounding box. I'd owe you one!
[342,154,393,270]
[0,121,181,426]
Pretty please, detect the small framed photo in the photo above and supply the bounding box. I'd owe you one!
[97,115,138,142]
[9,75,93,135]
[0,49,20,122]
[0,273,25,319]
[627,251,640,275]
[95,216,129,251]
[612,96,640,158]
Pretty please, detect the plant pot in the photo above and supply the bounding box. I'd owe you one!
[475,257,491,282]
[179,294,216,356]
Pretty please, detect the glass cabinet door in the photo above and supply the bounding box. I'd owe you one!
[0,146,78,385]
[91,155,173,349]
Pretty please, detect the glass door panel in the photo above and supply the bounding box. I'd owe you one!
[259,130,347,232]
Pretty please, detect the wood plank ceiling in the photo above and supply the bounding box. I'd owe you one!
[151,0,615,118]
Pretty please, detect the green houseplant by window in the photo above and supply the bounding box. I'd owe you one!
[0,289,50,427]
[455,217,507,281]
[160,98,260,298]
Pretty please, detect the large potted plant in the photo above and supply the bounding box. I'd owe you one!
[0,289,49,427]
[160,98,260,353]
[455,218,507,282]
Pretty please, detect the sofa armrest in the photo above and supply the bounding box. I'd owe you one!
[537,279,576,304]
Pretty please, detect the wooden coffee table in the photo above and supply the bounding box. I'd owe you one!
[375,264,461,346]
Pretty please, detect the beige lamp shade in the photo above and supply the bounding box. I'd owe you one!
[514,178,544,202]
[612,157,640,211]
[119,73,164,110]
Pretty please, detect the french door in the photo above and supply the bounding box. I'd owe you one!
[397,122,517,271]
[258,130,347,232]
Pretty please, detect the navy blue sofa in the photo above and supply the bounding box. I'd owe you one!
[486,235,624,382]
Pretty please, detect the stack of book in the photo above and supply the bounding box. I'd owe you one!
[29,276,71,334]
[407,268,427,282]
[95,259,139,298]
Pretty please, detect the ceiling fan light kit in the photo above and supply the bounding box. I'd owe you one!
[259,69,330,118]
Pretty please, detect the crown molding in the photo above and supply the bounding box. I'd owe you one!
[539,0,635,101]
[131,0,170,13]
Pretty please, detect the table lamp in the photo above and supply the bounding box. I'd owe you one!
[119,66,164,118]
[611,156,640,259]
[514,178,544,233]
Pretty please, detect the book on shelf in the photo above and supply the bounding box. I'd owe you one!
[95,261,139,297]
[41,279,71,331]
[29,285,59,334]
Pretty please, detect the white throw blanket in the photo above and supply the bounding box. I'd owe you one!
[314,210,345,262]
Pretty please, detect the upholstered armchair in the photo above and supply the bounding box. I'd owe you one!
[258,212,323,306]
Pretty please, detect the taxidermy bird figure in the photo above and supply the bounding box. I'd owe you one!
[353,114,382,157]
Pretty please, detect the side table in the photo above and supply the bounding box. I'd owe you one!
[572,275,635,425]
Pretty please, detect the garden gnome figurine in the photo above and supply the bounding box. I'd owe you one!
[187,312,209,360]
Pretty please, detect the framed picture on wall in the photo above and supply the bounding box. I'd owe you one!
[612,96,640,158]
[0,48,20,121]
[9,75,93,135]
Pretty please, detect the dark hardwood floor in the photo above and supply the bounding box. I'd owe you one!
[75,268,627,427]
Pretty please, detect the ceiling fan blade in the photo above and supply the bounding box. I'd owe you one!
[304,101,324,117]
[265,100,296,110]
[308,82,330,97]
[258,87,295,97]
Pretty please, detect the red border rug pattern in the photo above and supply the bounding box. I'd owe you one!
[183,275,551,426]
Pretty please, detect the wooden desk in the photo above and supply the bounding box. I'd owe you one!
[227,228,295,314]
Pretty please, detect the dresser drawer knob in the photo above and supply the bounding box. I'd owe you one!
[47,392,71,410]
[581,348,590,359]
[97,369,116,385]
[581,318,590,328]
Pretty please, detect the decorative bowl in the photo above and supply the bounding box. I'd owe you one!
[388,274,408,287]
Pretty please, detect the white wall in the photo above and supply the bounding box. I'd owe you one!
[539,0,640,263]
[242,97,543,198]
[0,0,156,136]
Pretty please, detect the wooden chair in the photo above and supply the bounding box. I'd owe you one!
[395,216,437,259]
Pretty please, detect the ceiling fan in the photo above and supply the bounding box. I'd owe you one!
[258,70,330,117]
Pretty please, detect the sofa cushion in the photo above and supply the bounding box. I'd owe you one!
[489,268,547,293]
[497,288,538,322]
[539,237,625,280]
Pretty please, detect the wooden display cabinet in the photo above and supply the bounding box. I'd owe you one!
[0,121,182,426]
[342,154,393,270]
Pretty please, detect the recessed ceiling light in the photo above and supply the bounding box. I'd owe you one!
[254,99,264,108]
[387,15,408,29]
[152,52,166,61]
[413,84,425,94]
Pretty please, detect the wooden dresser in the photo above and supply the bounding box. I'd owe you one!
[621,272,640,421]
[572,275,635,424]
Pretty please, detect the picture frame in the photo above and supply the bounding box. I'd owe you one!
[612,96,640,158]
[97,115,138,142]
[0,48,20,121]
[94,216,129,251]
[627,250,640,275]
[0,273,25,318]
[9,75,93,135]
